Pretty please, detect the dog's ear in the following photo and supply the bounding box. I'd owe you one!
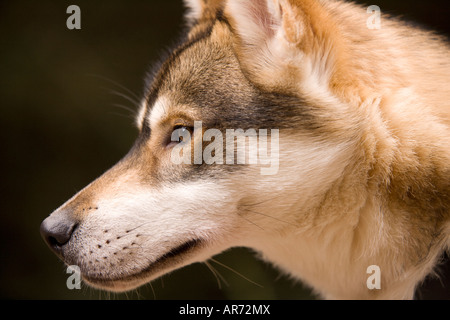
[183,0,225,26]
[223,0,340,93]
[225,0,305,47]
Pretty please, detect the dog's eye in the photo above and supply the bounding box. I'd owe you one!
[170,125,193,145]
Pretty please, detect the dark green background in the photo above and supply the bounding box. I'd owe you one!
[0,0,449,300]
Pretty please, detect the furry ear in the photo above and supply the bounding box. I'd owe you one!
[224,0,305,47]
[183,0,203,25]
[223,0,312,91]
[223,0,351,98]
[183,0,225,26]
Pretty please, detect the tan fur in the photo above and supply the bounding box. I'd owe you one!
[220,0,450,299]
[41,0,450,300]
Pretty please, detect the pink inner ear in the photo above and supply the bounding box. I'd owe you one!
[247,0,280,38]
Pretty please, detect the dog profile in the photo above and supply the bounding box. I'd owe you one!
[41,0,450,299]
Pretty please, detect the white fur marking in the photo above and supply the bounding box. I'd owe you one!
[183,0,203,24]
[135,99,147,129]
[149,96,169,128]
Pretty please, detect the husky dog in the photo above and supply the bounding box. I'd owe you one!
[41,0,450,299]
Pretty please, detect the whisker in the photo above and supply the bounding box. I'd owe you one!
[210,262,229,287]
[130,288,142,300]
[240,207,293,226]
[238,213,266,231]
[87,73,142,102]
[107,111,136,121]
[112,103,137,115]
[210,258,263,288]
[148,281,156,300]
[204,261,222,289]
[238,195,283,208]
[108,90,141,108]
[115,222,151,239]
[205,261,229,289]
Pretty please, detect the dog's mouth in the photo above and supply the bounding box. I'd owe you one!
[81,238,203,291]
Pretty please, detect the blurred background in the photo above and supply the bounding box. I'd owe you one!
[0,0,449,300]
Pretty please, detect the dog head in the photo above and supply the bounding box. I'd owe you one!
[41,0,354,292]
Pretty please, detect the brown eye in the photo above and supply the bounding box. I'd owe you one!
[169,125,193,145]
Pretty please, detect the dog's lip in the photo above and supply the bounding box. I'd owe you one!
[82,238,203,287]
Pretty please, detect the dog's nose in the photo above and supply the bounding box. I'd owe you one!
[40,212,78,256]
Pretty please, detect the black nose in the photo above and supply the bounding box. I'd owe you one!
[40,212,78,256]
